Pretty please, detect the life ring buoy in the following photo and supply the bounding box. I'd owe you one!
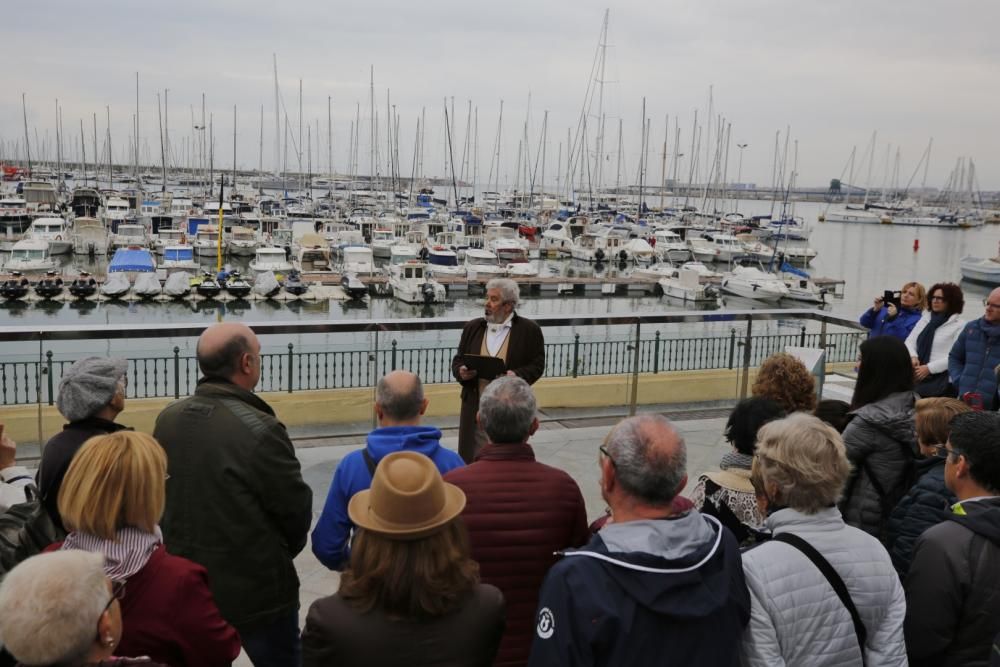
[55,235,62,241]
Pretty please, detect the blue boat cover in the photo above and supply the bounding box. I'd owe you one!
[109,248,156,273]
[781,261,810,278]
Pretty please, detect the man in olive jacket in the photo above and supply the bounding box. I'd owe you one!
[154,322,312,666]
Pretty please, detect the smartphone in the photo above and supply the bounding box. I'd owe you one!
[882,290,895,303]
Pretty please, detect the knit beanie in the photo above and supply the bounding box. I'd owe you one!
[56,357,128,422]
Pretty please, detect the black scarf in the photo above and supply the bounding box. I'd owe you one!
[916,312,948,365]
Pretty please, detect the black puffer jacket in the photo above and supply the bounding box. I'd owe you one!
[886,456,955,576]
[840,391,917,541]
[905,497,1000,667]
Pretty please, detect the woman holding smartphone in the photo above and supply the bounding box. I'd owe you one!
[859,281,925,341]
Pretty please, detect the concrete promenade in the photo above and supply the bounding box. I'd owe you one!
[275,404,733,666]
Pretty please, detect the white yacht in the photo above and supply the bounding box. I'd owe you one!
[425,244,465,276]
[539,222,575,256]
[0,196,31,251]
[570,232,629,263]
[71,217,110,256]
[27,217,72,255]
[192,226,225,257]
[623,238,657,264]
[4,239,56,272]
[720,265,789,302]
[341,246,377,276]
[227,226,259,257]
[701,233,745,263]
[109,223,149,250]
[658,268,718,303]
[464,248,506,276]
[651,229,691,263]
[101,197,133,225]
[388,261,446,304]
[960,255,1000,285]
[296,234,332,272]
[249,246,294,277]
[687,237,720,263]
[153,227,186,255]
[370,228,398,259]
[160,245,200,275]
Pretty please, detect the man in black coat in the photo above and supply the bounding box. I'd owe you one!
[452,278,545,463]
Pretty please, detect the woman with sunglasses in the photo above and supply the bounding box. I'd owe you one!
[0,550,167,666]
[54,432,240,666]
[904,282,966,397]
[886,397,970,576]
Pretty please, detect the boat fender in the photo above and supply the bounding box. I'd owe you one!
[618,250,628,262]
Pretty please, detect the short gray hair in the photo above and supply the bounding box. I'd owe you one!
[376,372,425,421]
[0,551,110,665]
[485,278,519,307]
[479,376,537,443]
[605,414,687,505]
[751,413,851,513]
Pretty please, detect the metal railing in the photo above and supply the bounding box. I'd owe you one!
[0,309,864,411]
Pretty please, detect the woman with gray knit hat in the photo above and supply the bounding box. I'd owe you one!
[37,356,131,531]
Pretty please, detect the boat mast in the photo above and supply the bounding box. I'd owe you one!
[593,10,608,193]
[135,73,140,188]
[258,105,264,195]
[443,101,459,209]
[55,99,62,195]
[327,96,333,197]
[106,107,113,191]
[80,119,88,189]
[156,93,166,194]
[273,55,280,177]
[659,114,668,211]
[21,94,32,175]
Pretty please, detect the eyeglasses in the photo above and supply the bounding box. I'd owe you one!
[930,295,946,302]
[102,580,126,615]
[983,299,1000,309]
[599,445,617,468]
[931,444,963,460]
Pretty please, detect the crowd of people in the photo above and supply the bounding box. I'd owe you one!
[0,280,997,666]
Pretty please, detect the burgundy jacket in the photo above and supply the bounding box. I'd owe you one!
[50,543,241,667]
[444,442,589,667]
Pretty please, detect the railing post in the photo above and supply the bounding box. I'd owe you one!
[628,321,642,417]
[572,333,580,378]
[287,343,294,393]
[653,331,661,374]
[740,319,754,399]
[800,324,807,347]
[391,339,398,370]
[173,346,180,399]
[728,328,737,369]
[45,351,54,406]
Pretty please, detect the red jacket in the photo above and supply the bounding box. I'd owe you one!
[444,442,589,667]
[50,543,241,666]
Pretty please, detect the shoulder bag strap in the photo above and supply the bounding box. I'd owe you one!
[773,532,868,663]
[361,449,378,477]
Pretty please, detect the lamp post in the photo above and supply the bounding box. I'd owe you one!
[735,143,748,213]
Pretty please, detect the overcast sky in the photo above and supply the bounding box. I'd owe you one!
[3,0,998,190]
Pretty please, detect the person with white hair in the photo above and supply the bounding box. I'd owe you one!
[740,413,907,666]
[452,278,545,463]
[0,550,165,666]
[37,356,130,530]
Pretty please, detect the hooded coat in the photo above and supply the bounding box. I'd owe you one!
[905,496,1000,667]
[311,425,465,571]
[840,391,917,540]
[527,512,749,667]
[860,305,922,341]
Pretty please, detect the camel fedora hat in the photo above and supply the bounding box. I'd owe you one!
[348,451,466,540]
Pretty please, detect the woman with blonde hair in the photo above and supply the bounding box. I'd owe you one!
[302,451,505,667]
[751,352,817,414]
[860,281,926,340]
[886,397,971,575]
[740,413,907,666]
[55,431,240,666]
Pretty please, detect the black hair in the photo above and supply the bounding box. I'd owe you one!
[948,412,1000,493]
[725,397,786,456]
[814,399,852,433]
[851,336,914,410]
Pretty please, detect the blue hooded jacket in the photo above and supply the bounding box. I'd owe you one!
[311,426,464,570]
[527,512,749,667]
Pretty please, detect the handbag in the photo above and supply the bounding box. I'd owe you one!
[773,532,867,665]
[915,371,955,398]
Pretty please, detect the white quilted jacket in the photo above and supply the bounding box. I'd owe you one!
[740,507,908,667]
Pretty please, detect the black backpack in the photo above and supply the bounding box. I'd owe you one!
[0,484,66,577]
